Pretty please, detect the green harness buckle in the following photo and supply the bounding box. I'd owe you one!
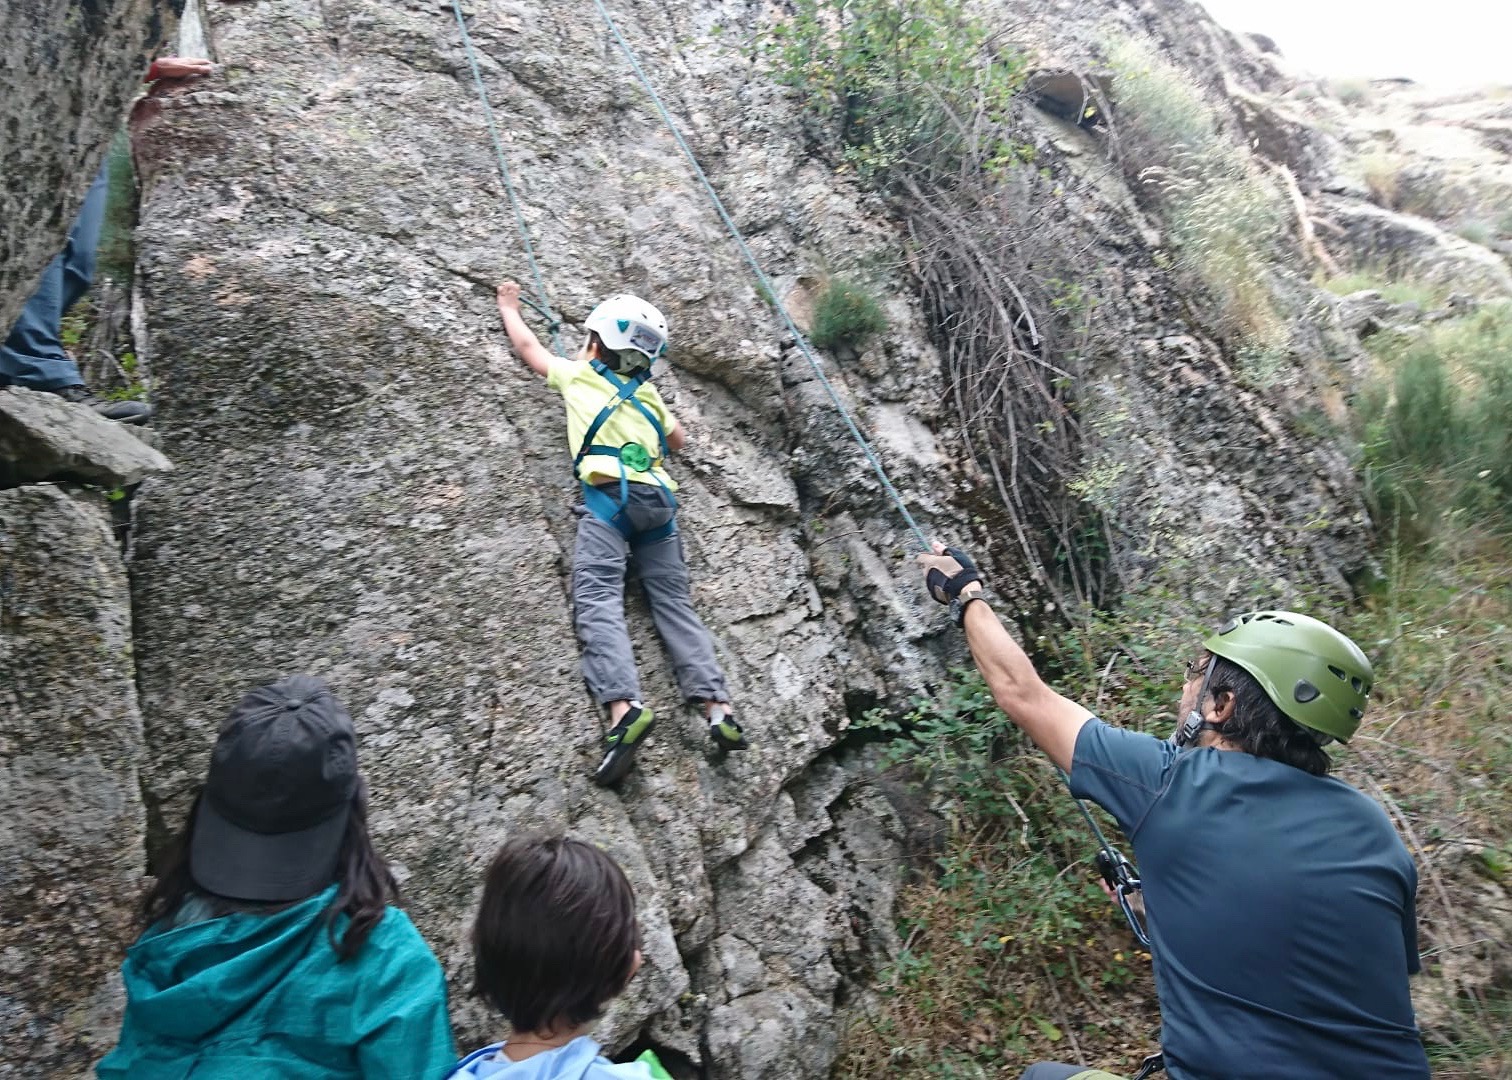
[619,442,652,473]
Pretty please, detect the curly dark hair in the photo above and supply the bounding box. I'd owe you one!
[1208,656,1332,776]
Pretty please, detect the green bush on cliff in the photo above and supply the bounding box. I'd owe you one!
[762,0,1028,183]
[1358,303,1512,541]
[810,277,888,351]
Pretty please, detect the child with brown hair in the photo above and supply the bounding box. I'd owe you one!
[448,835,670,1079]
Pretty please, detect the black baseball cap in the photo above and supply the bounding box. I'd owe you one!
[190,674,359,902]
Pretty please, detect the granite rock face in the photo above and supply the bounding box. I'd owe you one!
[126,3,938,1074]
[0,0,185,331]
[0,485,148,1076]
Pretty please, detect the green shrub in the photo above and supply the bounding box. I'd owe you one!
[1321,273,1444,309]
[810,277,888,351]
[1105,38,1217,159]
[1455,220,1492,247]
[1329,77,1372,105]
[1358,303,1512,540]
[761,0,1028,184]
[839,668,1160,1077]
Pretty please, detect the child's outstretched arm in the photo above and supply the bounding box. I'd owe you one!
[665,416,686,453]
[496,281,555,378]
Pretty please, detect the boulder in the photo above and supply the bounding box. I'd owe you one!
[0,485,148,1075]
[0,387,173,488]
[1334,290,1391,337]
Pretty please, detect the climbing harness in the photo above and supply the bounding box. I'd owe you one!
[450,0,1153,952]
[573,360,678,545]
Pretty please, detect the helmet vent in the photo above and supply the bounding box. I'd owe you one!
[1293,680,1320,703]
[1328,665,1348,680]
[1349,707,1363,720]
[1218,618,1239,634]
[1351,676,1364,693]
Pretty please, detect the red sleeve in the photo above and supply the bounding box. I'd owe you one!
[144,60,162,82]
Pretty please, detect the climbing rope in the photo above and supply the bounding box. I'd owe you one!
[587,0,929,553]
[587,0,1154,949]
[450,1,564,354]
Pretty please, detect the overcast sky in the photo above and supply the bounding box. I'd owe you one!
[1196,0,1508,88]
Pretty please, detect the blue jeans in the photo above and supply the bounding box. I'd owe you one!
[0,164,109,390]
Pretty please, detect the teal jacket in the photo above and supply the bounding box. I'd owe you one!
[96,886,456,1079]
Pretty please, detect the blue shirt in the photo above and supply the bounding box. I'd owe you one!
[1070,720,1430,1080]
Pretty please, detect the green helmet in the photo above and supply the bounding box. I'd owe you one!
[1202,610,1373,743]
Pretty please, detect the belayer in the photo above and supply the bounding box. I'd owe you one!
[496,281,748,785]
[916,544,1431,1080]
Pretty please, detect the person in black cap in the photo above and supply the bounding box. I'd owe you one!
[97,674,458,1079]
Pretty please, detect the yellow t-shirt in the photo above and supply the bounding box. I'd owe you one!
[545,356,678,491]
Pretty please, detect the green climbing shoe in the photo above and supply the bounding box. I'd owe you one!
[707,703,748,751]
[594,703,656,786]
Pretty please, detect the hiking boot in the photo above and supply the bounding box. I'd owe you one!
[707,703,748,751]
[51,384,153,425]
[594,703,656,787]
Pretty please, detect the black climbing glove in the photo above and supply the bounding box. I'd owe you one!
[919,546,982,605]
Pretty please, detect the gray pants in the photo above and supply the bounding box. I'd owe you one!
[572,484,730,708]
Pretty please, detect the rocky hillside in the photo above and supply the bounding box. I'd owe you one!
[1,0,1508,1076]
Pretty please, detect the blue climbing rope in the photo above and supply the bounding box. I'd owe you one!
[450,1,564,353]
[588,0,1154,949]
[587,0,929,553]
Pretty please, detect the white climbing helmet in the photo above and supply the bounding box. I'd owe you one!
[584,294,668,373]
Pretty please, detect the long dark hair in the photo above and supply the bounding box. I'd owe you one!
[1208,657,1332,777]
[141,776,399,960]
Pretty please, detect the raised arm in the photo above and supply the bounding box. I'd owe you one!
[496,281,555,378]
[917,544,1091,771]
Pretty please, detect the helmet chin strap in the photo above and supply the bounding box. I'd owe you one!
[1174,656,1221,748]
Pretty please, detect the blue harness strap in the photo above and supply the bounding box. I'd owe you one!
[573,360,677,545]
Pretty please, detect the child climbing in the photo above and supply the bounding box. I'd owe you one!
[496,281,747,786]
[447,836,672,1079]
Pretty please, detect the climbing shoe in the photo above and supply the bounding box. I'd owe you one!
[707,703,749,751]
[51,384,153,425]
[594,703,655,787]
